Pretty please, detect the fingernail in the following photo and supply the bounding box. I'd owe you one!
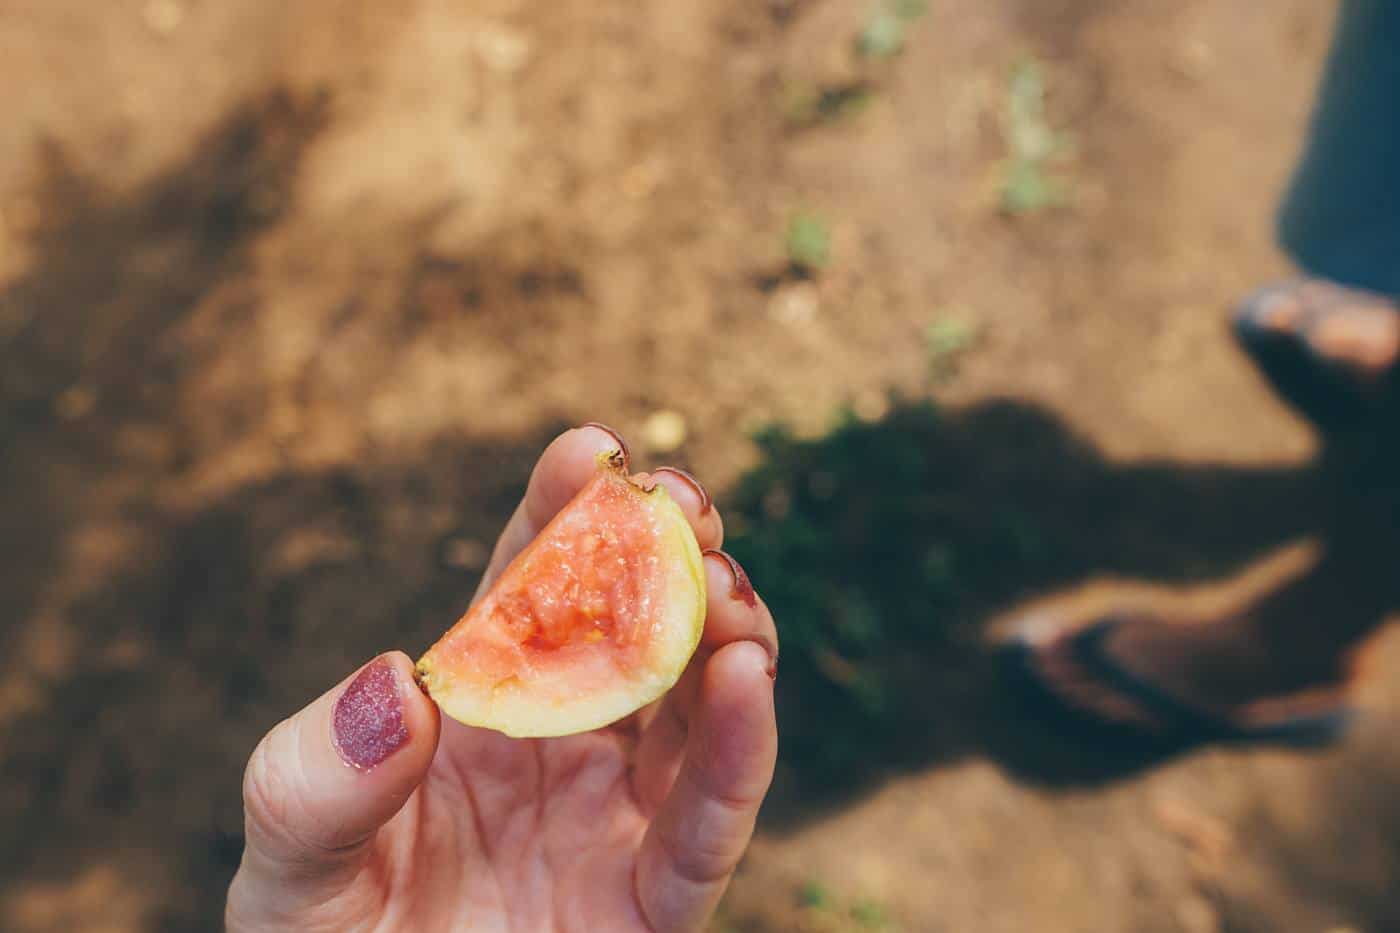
[756,644,778,680]
[735,633,778,679]
[704,548,757,608]
[333,658,409,770]
[734,638,779,682]
[702,549,774,672]
[652,467,712,514]
[754,641,778,679]
[580,422,630,469]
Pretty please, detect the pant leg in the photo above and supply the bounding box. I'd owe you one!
[1278,0,1400,298]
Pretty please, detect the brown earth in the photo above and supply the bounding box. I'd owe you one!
[3,1,1397,931]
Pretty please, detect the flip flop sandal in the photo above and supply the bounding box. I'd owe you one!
[1233,281,1400,433]
[1000,618,1354,752]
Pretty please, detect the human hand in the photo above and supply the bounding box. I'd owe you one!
[225,425,779,932]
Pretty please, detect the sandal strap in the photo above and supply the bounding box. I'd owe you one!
[1068,620,1232,739]
[1066,619,1353,744]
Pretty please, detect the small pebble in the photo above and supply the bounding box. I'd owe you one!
[475,25,532,74]
[621,157,667,200]
[768,281,819,324]
[444,537,489,570]
[143,0,184,35]
[642,410,687,453]
[55,386,95,420]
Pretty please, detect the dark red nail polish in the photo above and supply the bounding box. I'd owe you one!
[653,467,712,514]
[704,548,757,608]
[580,422,630,469]
[333,658,409,770]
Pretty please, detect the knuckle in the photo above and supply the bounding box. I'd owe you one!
[240,719,364,869]
[657,818,738,887]
[242,727,296,848]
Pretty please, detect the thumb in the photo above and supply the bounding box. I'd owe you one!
[228,652,439,927]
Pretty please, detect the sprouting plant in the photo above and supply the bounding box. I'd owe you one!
[1000,57,1074,214]
[857,10,905,59]
[799,879,833,910]
[851,897,892,930]
[796,880,896,930]
[781,0,925,134]
[780,80,876,128]
[924,316,978,382]
[856,0,929,60]
[786,211,832,273]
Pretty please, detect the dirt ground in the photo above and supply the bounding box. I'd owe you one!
[4,1,1398,930]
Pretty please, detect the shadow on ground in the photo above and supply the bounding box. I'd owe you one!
[0,426,567,930]
[0,86,328,653]
[0,388,1346,929]
[725,399,1340,818]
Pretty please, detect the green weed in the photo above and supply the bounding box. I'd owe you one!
[851,898,892,930]
[795,880,896,931]
[799,880,833,910]
[924,316,979,382]
[856,0,929,60]
[999,57,1073,214]
[785,211,832,273]
[781,80,876,129]
[856,10,905,59]
[779,0,925,131]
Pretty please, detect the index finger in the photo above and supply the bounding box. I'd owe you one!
[476,425,724,597]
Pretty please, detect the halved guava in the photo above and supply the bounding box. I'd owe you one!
[415,452,706,737]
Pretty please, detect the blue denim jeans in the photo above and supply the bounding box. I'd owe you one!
[1279,0,1400,297]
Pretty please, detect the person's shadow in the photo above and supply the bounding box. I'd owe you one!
[0,393,1343,926]
[722,398,1345,821]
